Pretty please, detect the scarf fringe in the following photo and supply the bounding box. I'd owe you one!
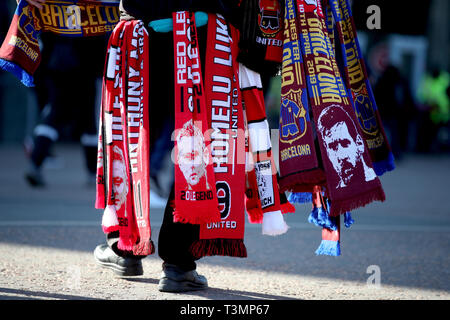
[344,211,355,228]
[0,59,34,87]
[246,207,264,224]
[117,237,134,252]
[133,240,156,256]
[190,239,247,259]
[308,206,338,231]
[330,186,386,216]
[262,210,289,236]
[279,170,326,194]
[289,192,312,204]
[280,201,296,214]
[373,152,396,176]
[315,239,341,256]
[101,205,119,233]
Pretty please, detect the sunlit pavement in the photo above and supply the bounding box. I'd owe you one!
[0,143,449,300]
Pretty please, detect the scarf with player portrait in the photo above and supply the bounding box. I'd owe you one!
[326,0,395,176]
[172,11,222,225]
[189,13,247,258]
[291,0,385,216]
[95,20,154,256]
[0,0,120,87]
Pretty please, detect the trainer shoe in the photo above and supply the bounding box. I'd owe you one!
[158,263,208,292]
[94,243,143,277]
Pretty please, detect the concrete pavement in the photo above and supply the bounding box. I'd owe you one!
[0,143,449,300]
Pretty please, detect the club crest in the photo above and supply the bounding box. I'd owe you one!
[18,5,41,46]
[280,89,309,144]
[352,85,379,136]
[258,0,282,37]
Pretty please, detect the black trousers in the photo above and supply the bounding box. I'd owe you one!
[108,23,209,272]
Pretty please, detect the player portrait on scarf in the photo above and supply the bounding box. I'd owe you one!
[175,119,212,191]
[317,105,377,189]
[111,145,129,210]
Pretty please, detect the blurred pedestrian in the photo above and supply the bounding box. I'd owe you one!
[417,68,450,152]
[374,64,415,160]
[22,0,110,187]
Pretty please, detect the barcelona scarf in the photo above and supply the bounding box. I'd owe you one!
[278,0,326,194]
[0,0,119,87]
[96,20,154,256]
[328,0,395,176]
[290,0,386,217]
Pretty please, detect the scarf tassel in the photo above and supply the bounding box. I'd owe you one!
[315,239,341,256]
[308,203,338,231]
[344,211,355,228]
[246,207,264,224]
[288,192,312,204]
[280,201,296,214]
[262,210,289,236]
[101,205,119,233]
[190,239,247,259]
[279,190,296,214]
[315,215,341,256]
[133,240,156,256]
[117,237,135,252]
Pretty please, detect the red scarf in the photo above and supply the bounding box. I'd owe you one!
[172,11,221,225]
[190,14,247,258]
[96,20,154,256]
[240,63,289,235]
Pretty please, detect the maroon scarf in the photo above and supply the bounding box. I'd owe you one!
[294,0,385,216]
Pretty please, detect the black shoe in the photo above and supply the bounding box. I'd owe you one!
[25,171,45,187]
[94,244,143,277]
[158,263,208,292]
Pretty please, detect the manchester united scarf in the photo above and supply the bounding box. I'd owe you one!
[237,0,284,77]
[190,13,247,258]
[327,0,395,176]
[172,11,221,225]
[290,0,385,217]
[0,0,120,87]
[240,63,289,235]
[96,20,154,256]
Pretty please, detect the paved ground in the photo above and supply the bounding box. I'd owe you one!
[0,143,449,300]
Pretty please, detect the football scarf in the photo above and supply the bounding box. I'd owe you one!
[294,0,385,216]
[237,0,284,77]
[172,11,221,225]
[190,14,247,258]
[240,63,289,235]
[328,0,395,176]
[278,0,325,194]
[0,0,120,87]
[95,20,154,256]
